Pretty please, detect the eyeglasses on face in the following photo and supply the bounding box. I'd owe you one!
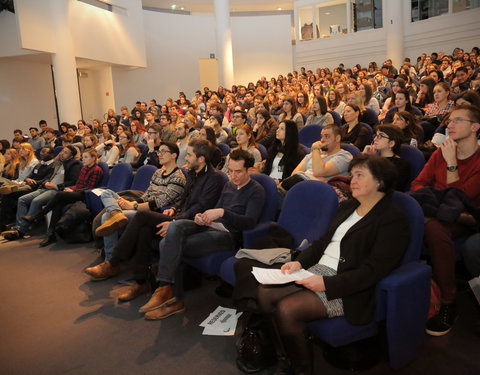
[156,149,172,155]
[445,117,475,126]
[374,133,390,140]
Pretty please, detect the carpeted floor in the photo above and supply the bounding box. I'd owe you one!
[1,233,479,375]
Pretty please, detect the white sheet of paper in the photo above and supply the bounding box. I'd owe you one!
[208,221,229,232]
[91,188,108,196]
[251,267,315,285]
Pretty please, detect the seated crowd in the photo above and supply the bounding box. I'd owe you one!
[1,46,479,374]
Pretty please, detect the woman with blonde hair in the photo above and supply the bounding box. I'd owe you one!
[82,134,99,150]
[1,148,20,180]
[0,143,38,194]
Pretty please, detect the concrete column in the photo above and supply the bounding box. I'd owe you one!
[385,0,404,68]
[49,0,82,125]
[214,0,234,88]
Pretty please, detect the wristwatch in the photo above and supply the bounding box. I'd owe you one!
[133,203,139,210]
[446,165,458,172]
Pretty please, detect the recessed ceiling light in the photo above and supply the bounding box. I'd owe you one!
[277,7,282,11]
[325,12,331,15]
[180,7,184,10]
[171,4,176,10]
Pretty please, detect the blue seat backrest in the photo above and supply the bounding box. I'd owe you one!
[218,143,230,156]
[278,180,338,247]
[249,174,278,223]
[257,143,267,160]
[298,124,323,148]
[399,144,425,189]
[392,191,424,264]
[340,143,361,156]
[54,146,64,156]
[328,110,342,126]
[130,164,157,192]
[137,143,148,155]
[107,163,133,192]
[97,162,110,186]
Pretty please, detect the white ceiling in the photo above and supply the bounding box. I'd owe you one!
[141,0,293,12]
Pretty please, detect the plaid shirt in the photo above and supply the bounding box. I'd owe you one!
[425,100,454,117]
[71,164,103,192]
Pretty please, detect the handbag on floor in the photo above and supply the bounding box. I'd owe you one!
[236,314,276,373]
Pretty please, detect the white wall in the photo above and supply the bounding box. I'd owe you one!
[403,7,480,59]
[15,0,56,53]
[295,27,386,71]
[0,57,56,140]
[113,10,294,112]
[11,0,147,67]
[112,11,217,111]
[231,14,293,86]
[0,10,39,57]
[71,0,147,68]
[78,67,116,123]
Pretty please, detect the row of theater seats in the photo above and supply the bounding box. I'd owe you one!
[78,139,430,369]
[184,178,430,370]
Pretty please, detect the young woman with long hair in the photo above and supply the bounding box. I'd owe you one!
[262,120,305,183]
[118,131,140,164]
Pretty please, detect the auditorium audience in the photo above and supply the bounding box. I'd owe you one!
[4,47,480,350]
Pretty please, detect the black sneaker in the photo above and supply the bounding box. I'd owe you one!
[426,303,457,336]
[2,229,24,241]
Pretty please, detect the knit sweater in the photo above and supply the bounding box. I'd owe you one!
[142,167,186,211]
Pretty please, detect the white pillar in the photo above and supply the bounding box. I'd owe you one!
[214,0,234,88]
[50,0,82,125]
[385,0,404,69]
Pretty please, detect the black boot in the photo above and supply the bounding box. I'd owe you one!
[281,331,313,375]
[266,319,293,375]
[40,233,56,247]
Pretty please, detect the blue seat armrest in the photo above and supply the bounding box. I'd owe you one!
[84,188,106,216]
[243,221,276,249]
[375,262,432,369]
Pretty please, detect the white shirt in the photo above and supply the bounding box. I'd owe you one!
[318,210,362,271]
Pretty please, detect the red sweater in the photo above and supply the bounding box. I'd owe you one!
[411,148,480,206]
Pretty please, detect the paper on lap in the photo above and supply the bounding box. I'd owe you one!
[251,267,314,285]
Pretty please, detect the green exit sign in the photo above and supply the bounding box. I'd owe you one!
[210,53,215,59]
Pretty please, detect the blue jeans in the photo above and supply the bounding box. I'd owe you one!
[16,189,58,233]
[157,219,235,298]
[100,189,121,213]
[102,209,137,260]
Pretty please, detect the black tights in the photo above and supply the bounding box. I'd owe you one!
[258,284,328,336]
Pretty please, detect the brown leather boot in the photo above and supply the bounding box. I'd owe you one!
[118,282,149,302]
[138,285,175,313]
[144,300,185,320]
[84,261,120,281]
[95,210,129,237]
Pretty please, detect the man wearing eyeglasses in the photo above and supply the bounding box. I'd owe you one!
[227,110,248,148]
[131,124,163,168]
[85,139,224,304]
[159,114,177,143]
[411,104,480,336]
